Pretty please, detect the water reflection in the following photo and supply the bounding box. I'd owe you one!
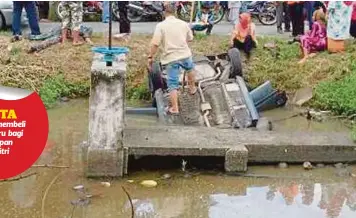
[8,174,37,208]
[123,197,188,218]
[209,182,356,218]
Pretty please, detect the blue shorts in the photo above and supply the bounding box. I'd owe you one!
[165,57,194,91]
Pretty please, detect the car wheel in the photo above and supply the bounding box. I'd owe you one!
[227,48,243,78]
[149,61,164,107]
[0,12,6,30]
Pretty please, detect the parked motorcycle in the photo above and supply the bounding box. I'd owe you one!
[56,1,120,21]
[126,1,164,22]
[246,1,277,25]
[176,1,227,25]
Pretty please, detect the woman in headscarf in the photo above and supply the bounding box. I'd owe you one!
[326,1,353,53]
[230,13,258,59]
[350,2,356,38]
[298,9,327,64]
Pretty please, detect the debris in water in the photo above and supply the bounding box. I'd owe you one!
[316,163,325,168]
[100,182,111,187]
[0,172,37,182]
[334,163,345,169]
[181,159,187,172]
[122,186,134,218]
[161,174,171,180]
[184,173,192,178]
[60,96,69,102]
[268,121,273,131]
[140,180,158,188]
[335,168,352,177]
[73,185,84,190]
[70,198,90,206]
[278,162,288,168]
[127,180,134,183]
[303,162,313,170]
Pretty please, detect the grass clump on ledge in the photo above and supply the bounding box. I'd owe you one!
[0,33,356,117]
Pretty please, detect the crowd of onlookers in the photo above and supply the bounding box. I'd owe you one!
[10,1,131,44]
[275,1,356,64]
[10,1,356,61]
[175,1,356,64]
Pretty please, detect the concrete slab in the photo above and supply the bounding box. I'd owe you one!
[225,146,248,172]
[124,126,356,166]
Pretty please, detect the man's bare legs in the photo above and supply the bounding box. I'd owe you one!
[61,28,68,43]
[169,70,197,113]
[187,70,197,94]
[169,89,179,113]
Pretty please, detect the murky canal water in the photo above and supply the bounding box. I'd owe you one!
[0,99,355,218]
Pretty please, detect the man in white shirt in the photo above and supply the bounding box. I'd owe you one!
[148,2,197,115]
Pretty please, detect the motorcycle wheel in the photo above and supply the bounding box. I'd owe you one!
[111,2,120,21]
[56,1,65,20]
[127,8,143,22]
[212,8,225,25]
[177,4,194,22]
[257,4,277,25]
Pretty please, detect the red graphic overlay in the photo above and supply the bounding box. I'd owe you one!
[0,92,48,179]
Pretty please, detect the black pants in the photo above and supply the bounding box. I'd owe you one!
[289,3,304,37]
[191,24,213,35]
[351,21,356,38]
[37,1,49,19]
[277,2,291,31]
[117,1,130,34]
[233,35,256,58]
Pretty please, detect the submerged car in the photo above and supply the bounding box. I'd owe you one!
[148,48,287,128]
[0,1,28,30]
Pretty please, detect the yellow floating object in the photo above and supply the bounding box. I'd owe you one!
[140,180,158,188]
[100,182,111,187]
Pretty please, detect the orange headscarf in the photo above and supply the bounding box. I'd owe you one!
[236,13,251,39]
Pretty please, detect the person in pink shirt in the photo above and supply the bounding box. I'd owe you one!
[298,9,327,64]
[350,2,356,38]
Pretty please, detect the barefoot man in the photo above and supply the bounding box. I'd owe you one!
[148,2,197,115]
